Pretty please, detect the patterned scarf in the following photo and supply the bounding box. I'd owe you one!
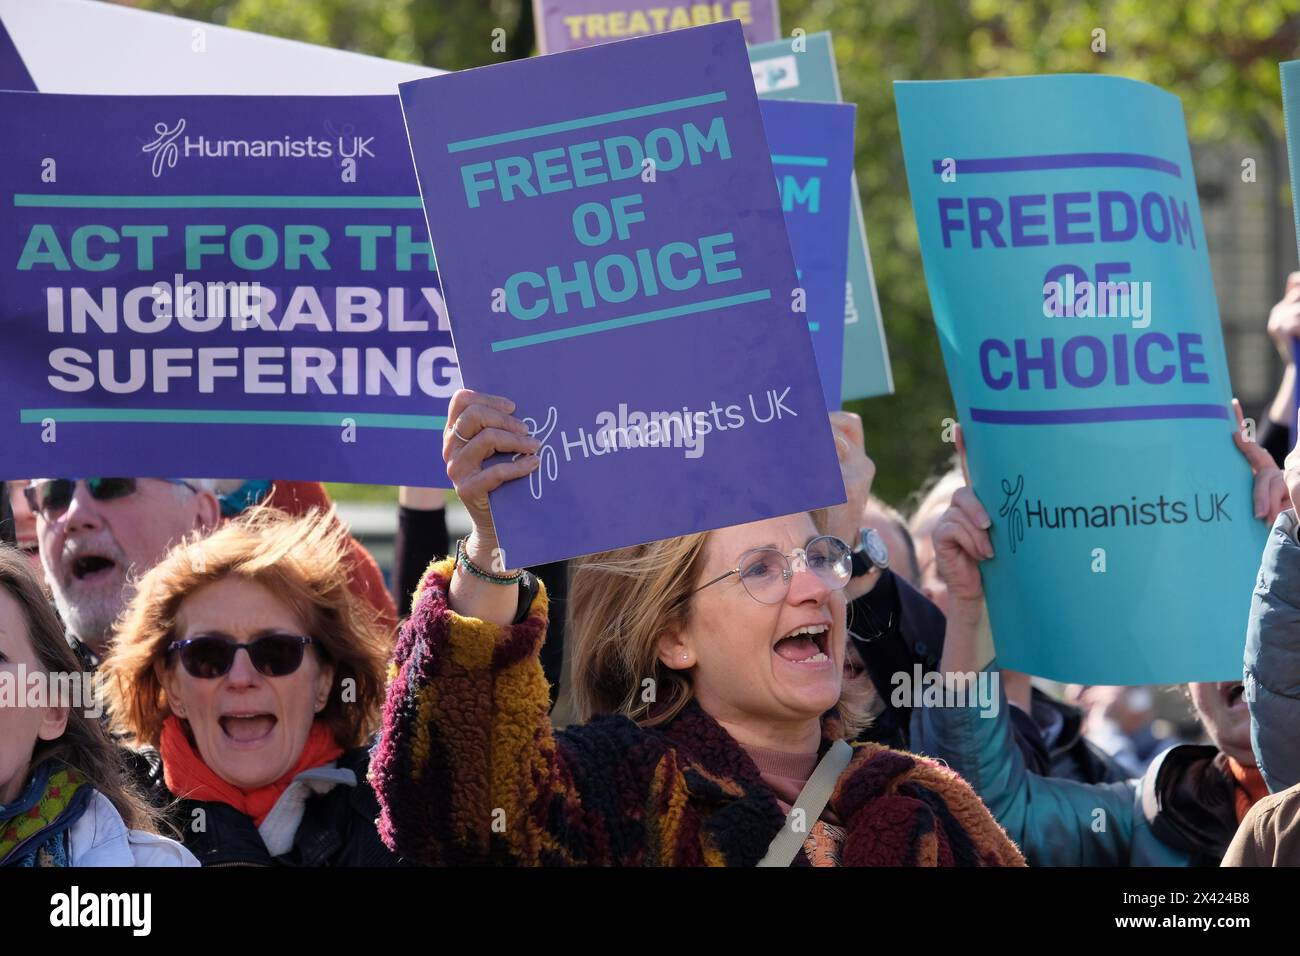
[0,764,91,867]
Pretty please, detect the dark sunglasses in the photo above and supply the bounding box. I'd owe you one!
[24,478,197,520]
[167,632,315,679]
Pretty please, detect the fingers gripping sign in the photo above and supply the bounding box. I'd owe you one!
[933,424,994,606]
[1231,398,1288,525]
[444,389,542,525]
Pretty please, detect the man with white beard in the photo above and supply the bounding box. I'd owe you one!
[26,478,220,663]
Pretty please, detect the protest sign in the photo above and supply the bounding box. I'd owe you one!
[760,98,856,408]
[748,32,893,400]
[0,91,456,486]
[896,74,1264,684]
[399,21,844,567]
[533,0,778,54]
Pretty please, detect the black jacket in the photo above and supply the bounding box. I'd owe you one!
[131,745,404,867]
[1142,743,1245,866]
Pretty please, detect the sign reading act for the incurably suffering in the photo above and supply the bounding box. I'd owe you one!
[0,92,457,485]
[399,22,844,567]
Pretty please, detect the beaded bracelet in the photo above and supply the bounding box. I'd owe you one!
[455,537,524,585]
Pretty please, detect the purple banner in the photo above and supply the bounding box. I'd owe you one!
[0,92,456,486]
[760,98,856,407]
[399,22,843,566]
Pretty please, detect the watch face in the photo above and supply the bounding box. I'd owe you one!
[860,528,889,569]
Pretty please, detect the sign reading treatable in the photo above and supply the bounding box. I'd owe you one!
[0,92,457,485]
[896,74,1264,684]
[399,22,845,567]
[533,0,779,54]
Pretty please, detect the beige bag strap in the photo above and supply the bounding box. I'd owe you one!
[756,739,853,868]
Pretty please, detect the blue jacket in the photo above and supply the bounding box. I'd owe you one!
[1245,509,1300,794]
[911,664,1237,866]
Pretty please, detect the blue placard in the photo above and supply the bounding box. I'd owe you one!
[896,74,1265,684]
[399,22,844,567]
[760,98,855,408]
[0,91,457,485]
[748,31,893,400]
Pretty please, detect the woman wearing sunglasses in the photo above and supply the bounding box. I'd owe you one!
[371,390,1023,867]
[101,508,401,866]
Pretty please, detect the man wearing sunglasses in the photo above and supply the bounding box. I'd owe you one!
[27,477,220,663]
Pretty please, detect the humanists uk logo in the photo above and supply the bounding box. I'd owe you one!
[142,120,185,178]
[516,388,800,500]
[751,54,800,94]
[996,473,1237,546]
[141,118,377,178]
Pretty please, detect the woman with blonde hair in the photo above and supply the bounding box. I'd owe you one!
[371,389,1024,867]
[0,546,194,866]
[102,507,401,866]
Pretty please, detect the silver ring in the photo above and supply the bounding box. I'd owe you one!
[450,420,472,444]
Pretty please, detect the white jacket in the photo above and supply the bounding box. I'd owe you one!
[67,790,198,867]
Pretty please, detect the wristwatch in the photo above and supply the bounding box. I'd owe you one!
[850,527,889,579]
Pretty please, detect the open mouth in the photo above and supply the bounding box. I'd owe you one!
[219,713,278,744]
[774,624,832,665]
[69,554,117,581]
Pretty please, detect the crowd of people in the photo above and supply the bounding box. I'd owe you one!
[4,278,1300,868]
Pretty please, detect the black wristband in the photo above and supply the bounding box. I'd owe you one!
[512,570,539,625]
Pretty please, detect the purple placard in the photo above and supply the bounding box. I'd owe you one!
[533,0,779,53]
[399,22,844,566]
[0,92,457,485]
[760,98,856,408]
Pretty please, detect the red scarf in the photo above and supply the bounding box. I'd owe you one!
[1227,757,1269,823]
[160,715,343,827]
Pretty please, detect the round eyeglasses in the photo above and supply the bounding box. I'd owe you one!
[693,535,852,605]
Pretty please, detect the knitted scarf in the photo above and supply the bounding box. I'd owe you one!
[160,715,343,826]
[0,764,91,867]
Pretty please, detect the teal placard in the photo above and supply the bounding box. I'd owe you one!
[896,74,1266,684]
[748,31,893,400]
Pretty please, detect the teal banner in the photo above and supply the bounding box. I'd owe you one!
[896,74,1264,684]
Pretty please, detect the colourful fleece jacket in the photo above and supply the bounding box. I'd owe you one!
[370,559,1026,867]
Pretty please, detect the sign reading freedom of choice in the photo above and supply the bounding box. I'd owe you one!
[748,31,893,399]
[0,92,458,485]
[533,0,778,53]
[399,21,845,567]
[760,98,856,408]
[896,75,1264,685]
